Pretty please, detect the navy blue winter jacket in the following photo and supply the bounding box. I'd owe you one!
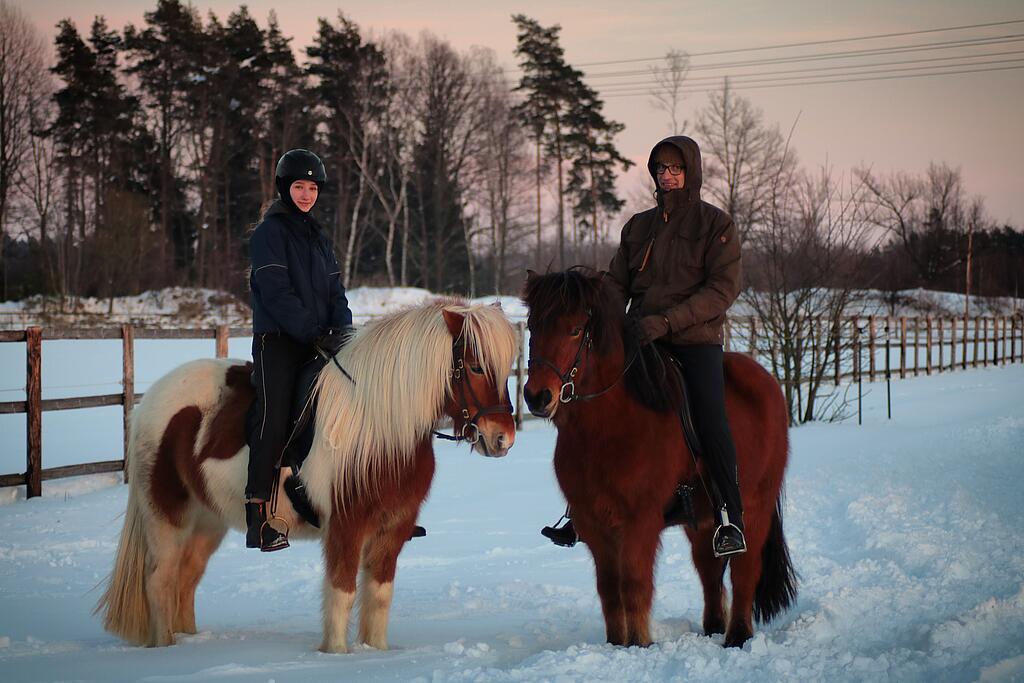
[249,200,352,345]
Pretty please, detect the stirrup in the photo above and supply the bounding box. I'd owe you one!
[712,508,746,558]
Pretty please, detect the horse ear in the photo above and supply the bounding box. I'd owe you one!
[441,309,465,339]
[526,269,538,283]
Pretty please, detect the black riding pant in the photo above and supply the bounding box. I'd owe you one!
[667,343,744,528]
[246,333,319,501]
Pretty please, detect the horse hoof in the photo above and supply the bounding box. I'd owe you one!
[319,641,349,654]
[723,632,751,648]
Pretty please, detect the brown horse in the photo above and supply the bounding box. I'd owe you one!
[522,269,796,648]
[95,298,517,652]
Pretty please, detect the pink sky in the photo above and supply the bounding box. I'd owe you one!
[25,0,1024,226]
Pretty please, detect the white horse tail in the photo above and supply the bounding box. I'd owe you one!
[94,482,151,645]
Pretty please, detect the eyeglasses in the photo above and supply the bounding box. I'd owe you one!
[655,163,684,176]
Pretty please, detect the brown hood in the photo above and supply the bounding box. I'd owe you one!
[648,135,703,205]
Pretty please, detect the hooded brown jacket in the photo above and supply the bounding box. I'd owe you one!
[608,136,741,346]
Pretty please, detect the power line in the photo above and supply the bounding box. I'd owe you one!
[579,34,1024,80]
[570,18,1024,69]
[598,62,1024,99]
[592,52,1024,92]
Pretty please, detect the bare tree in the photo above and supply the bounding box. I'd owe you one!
[859,162,989,291]
[648,49,690,134]
[695,82,798,240]
[0,0,49,297]
[743,165,881,424]
[466,48,532,294]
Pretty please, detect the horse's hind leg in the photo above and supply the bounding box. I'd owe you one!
[688,528,727,637]
[724,521,768,647]
[174,516,227,635]
[357,512,416,650]
[144,516,189,646]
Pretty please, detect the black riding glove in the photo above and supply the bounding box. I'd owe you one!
[315,326,356,358]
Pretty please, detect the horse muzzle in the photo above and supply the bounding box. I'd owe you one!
[523,385,558,418]
[475,426,514,457]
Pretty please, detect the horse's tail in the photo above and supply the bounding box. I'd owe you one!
[753,493,798,623]
[94,482,151,645]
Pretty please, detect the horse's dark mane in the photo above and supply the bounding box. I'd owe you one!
[522,267,682,413]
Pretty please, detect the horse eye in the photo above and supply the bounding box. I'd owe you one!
[570,326,583,337]
[470,365,484,375]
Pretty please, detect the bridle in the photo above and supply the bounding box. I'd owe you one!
[528,311,639,404]
[433,335,513,444]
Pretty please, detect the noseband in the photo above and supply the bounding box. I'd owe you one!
[434,335,513,444]
[529,312,639,404]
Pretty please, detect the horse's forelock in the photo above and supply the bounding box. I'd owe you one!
[459,303,517,383]
[524,268,624,354]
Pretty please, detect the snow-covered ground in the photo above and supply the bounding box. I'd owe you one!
[0,356,1022,680]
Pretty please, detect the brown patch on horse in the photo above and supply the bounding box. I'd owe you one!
[198,363,254,463]
[151,406,202,526]
[324,438,437,592]
[224,362,253,390]
[175,363,256,508]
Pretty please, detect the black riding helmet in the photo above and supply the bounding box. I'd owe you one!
[275,149,326,213]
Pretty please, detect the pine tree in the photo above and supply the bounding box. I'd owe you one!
[564,81,632,265]
[512,15,580,269]
[123,0,201,278]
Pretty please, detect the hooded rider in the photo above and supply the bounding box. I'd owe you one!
[543,136,747,558]
[246,149,354,552]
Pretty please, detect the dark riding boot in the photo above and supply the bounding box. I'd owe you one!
[712,506,746,558]
[542,514,579,547]
[245,501,290,552]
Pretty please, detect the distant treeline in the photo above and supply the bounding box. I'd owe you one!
[0,0,1020,305]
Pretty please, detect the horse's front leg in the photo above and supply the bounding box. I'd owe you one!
[357,510,418,650]
[321,510,367,654]
[619,519,661,647]
[580,520,626,645]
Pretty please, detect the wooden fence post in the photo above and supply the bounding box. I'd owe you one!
[962,315,969,370]
[852,316,860,382]
[972,316,980,368]
[1000,316,1007,365]
[982,317,988,366]
[948,317,953,370]
[834,318,841,385]
[748,316,757,360]
[868,316,876,382]
[926,316,933,375]
[912,317,920,376]
[1014,315,1020,363]
[899,317,907,379]
[122,325,134,483]
[937,317,944,372]
[216,325,229,359]
[26,327,42,498]
[515,321,526,430]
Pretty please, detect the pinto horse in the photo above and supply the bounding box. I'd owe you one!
[96,299,517,652]
[522,269,796,648]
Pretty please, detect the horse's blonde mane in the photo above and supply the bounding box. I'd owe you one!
[302,298,516,512]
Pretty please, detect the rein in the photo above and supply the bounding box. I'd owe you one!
[433,335,513,444]
[529,313,640,404]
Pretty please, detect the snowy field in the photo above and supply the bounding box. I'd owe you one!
[0,358,1022,681]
